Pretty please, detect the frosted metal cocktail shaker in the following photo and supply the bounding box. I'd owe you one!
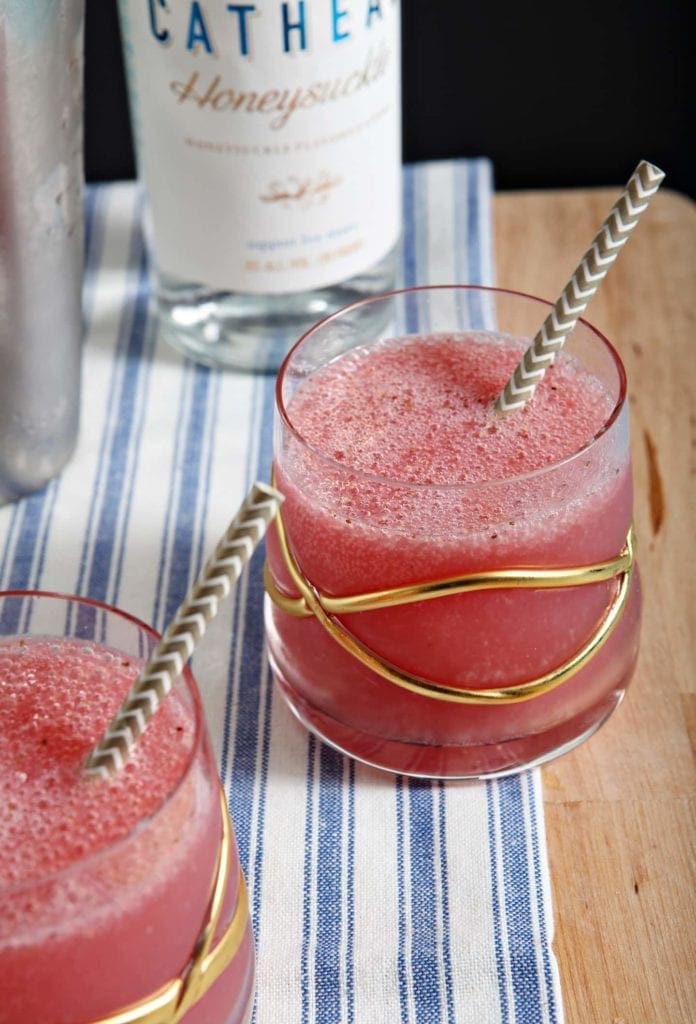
[0,0,84,504]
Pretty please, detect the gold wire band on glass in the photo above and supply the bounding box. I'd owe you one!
[264,503,635,706]
[88,788,249,1024]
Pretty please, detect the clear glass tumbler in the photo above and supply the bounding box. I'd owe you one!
[0,591,254,1024]
[264,286,641,779]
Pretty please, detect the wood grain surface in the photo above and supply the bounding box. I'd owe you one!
[494,187,696,1024]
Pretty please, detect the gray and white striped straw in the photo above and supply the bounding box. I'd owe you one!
[84,481,283,780]
[495,160,665,414]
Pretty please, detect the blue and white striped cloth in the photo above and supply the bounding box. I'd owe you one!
[0,160,564,1024]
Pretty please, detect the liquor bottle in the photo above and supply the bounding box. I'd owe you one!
[118,1,402,372]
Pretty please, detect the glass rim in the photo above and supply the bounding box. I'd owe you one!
[275,284,629,491]
[0,590,206,899]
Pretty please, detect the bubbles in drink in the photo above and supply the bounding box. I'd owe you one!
[0,637,194,890]
[289,332,615,486]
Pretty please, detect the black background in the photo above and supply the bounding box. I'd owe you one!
[85,0,694,199]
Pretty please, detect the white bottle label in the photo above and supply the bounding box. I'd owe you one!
[118,1,402,294]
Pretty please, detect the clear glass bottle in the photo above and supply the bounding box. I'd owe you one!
[118,1,402,372]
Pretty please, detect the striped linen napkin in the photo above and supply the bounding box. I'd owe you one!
[0,159,563,1024]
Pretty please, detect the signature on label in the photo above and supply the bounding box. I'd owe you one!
[260,172,342,209]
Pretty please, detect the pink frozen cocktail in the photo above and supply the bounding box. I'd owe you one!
[0,591,254,1024]
[265,286,641,778]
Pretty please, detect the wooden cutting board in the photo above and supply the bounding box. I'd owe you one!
[494,185,696,1024]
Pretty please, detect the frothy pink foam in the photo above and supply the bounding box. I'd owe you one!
[288,332,615,485]
[0,638,194,889]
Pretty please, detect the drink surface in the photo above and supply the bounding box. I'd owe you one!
[0,638,193,892]
[277,331,627,582]
[267,330,640,776]
[286,330,614,484]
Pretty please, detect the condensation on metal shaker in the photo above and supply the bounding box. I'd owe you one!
[0,1,84,504]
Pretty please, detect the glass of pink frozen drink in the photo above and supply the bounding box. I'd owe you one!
[264,286,641,778]
[0,591,255,1024]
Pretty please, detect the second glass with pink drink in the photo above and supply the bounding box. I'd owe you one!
[264,285,641,778]
[0,591,254,1024]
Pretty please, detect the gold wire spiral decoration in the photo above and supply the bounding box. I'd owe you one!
[264,503,635,706]
[88,788,250,1024]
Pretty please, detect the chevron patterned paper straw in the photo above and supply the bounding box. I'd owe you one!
[495,160,665,414]
[84,481,283,780]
